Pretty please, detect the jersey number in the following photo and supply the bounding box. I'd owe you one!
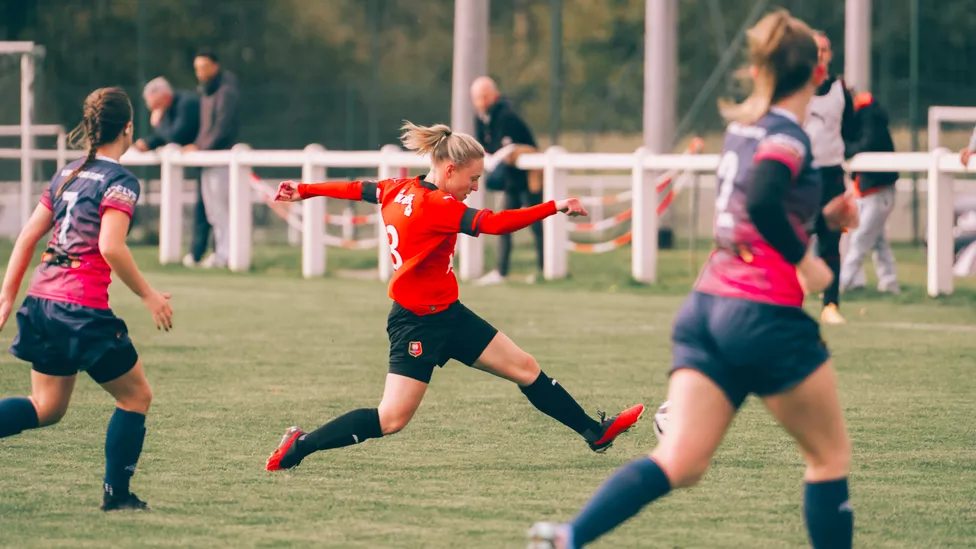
[387,225,403,270]
[714,151,739,229]
[59,191,79,245]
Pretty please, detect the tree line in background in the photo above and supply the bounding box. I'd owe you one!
[1,0,975,155]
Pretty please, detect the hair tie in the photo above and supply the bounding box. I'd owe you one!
[444,131,452,137]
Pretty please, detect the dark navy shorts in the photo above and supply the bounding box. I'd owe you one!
[9,296,139,384]
[387,301,498,384]
[671,291,830,409]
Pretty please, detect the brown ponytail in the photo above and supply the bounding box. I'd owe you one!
[58,87,133,196]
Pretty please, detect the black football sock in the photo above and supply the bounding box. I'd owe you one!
[283,408,383,467]
[0,397,39,438]
[520,371,602,439]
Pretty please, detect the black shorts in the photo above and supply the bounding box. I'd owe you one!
[9,296,139,384]
[386,301,499,384]
[671,291,830,409]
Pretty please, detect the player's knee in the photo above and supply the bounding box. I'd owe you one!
[653,451,711,488]
[513,352,541,386]
[30,396,68,427]
[379,412,410,436]
[805,434,851,480]
[118,384,153,415]
[378,405,414,436]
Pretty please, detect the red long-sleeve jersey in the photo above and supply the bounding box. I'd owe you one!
[298,176,557,315]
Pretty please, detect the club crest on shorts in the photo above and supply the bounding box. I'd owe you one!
[408,341,423,357]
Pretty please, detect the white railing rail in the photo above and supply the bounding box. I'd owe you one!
[0,141,972,296]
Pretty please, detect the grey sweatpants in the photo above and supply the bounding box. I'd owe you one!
[200,166,230,265]
[840,185,899,291]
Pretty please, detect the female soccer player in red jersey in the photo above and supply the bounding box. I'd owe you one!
[0,87,173,511]
[265,121,644,471]
[528,10,858,549]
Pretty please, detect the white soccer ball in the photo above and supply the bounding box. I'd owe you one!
[652,400,669,440]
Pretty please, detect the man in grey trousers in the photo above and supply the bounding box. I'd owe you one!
[183,48,240,269]
[840,91,900,294]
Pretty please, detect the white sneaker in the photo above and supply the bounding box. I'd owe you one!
[182,254,200,268]
[200,254,228,269]
[474,270,505,286]
[527,522,570,549]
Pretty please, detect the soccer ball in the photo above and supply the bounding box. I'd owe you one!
[652,400,669,440]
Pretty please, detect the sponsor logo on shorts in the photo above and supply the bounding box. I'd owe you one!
[408,341,423,357]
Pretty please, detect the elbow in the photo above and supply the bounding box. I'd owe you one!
[99,242,127,265]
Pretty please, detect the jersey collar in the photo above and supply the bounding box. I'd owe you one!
[769,106,799,124]
[95,154,120,164]
[419,175,438,192]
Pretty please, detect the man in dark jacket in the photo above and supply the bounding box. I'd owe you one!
[183,48,240,269]
[133,77,210,267]
[134,77,200,151]
[470,76,542,285]
[839,91,900,294]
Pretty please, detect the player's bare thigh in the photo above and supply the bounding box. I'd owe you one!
[377,373,428,435]
[470,332,540,387]
[30,370,77,427]
[99,360,153,415]
[762,360,851,482]
[650,368,735,488]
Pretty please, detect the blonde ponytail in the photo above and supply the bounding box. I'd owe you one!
[400,120,484,167]
[718,9,818,126]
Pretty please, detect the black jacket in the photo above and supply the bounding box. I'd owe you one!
[475,98,537,192]
[144,90,200,150]
[195,70,240,151]
[846,93,899,194]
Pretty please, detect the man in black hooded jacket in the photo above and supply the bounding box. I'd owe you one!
[471,76,542,285]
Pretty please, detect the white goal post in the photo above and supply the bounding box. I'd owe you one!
[0,41,43,228]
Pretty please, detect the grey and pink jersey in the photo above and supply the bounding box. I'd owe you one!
[695,107,822,307]
[27,155,141,309]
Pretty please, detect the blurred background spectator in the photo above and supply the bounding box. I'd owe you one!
[183,49,240,270]
[471,76,543,285]
[840,91,901,294]
[131,77,210,268]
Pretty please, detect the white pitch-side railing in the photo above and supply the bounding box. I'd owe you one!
[522,147,971,298]
[1,142,972,296]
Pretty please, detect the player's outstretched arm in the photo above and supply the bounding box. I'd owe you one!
[0,204,54,330]
[274,180,384,204]
[100,209,173,331]
[473,198,588,236]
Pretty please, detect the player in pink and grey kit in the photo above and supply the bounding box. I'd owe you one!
[0,87,172,511]
[528,10,858,549]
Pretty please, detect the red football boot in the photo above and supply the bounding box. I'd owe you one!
[587,404,645,453]
[266,426,304,471]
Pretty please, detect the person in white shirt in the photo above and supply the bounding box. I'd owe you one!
[804,32,858,324]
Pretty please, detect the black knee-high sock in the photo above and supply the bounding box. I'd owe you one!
[822,250,842,307]
[816,189,843,308]
[104,408,146,496]
[283,408,383,467]
[520,371,601,439]
[0,397,39,438]
[804,478,854,549]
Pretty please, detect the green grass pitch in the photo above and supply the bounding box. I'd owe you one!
[0,240,974,548]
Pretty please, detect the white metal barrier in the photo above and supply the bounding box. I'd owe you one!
[0,142,972,296]
[518,147,974,297]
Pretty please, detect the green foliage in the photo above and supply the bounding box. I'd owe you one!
[1,0,975,153]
